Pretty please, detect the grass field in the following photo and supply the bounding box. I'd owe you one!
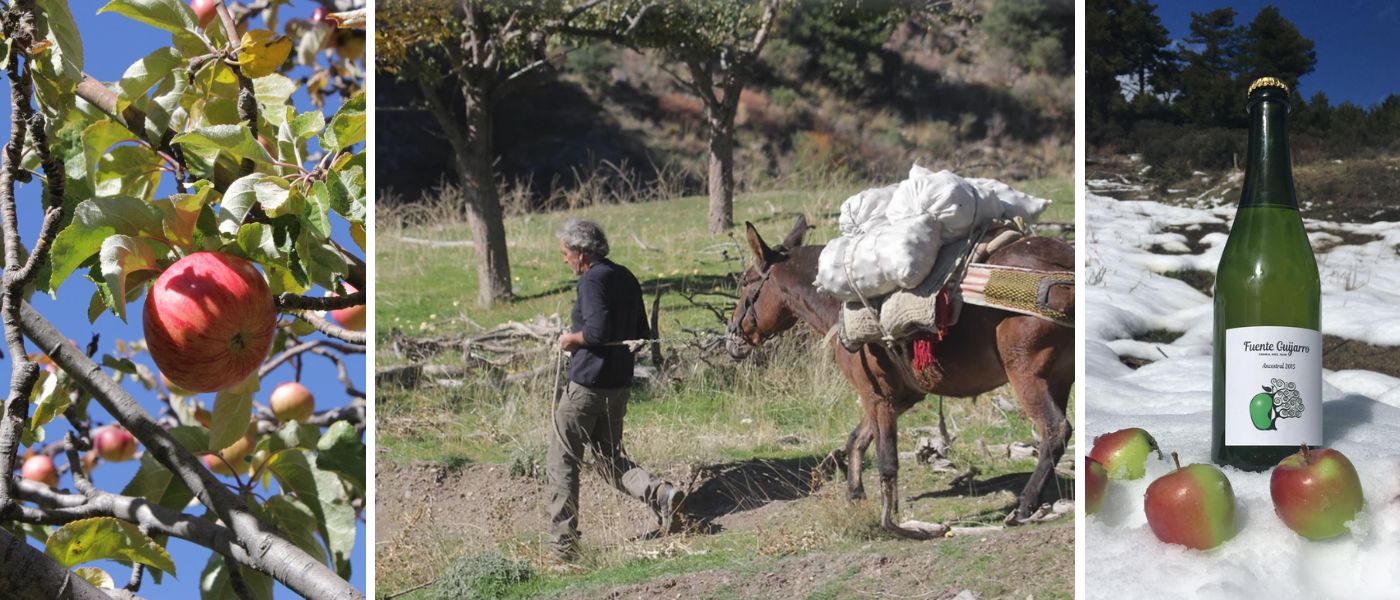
[375,178,1075,598]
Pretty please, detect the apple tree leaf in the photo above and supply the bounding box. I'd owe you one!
[81,121,142,185]
[45,517,176,574]
[117,46,184,111]
[200,542,274,600]
[238,30,292,79]
[262,495,328,566]
[74,567,116,590]
[220,173,292,234]
[316,421,365,493]
[97,234,161,321]
[320,90,363,152]
[208,374,258,452]
[171,124,274,164]
[97,0,202,45]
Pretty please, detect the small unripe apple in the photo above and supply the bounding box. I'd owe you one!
[190,0,217,28]
[1089,427,1163,480]
[204,431,257,477]
[270,382,315,423]
[1271,445,1365,540]
[1085,456,1108,515]
[21,454,59,488]
[329,283,365,331]
[1144,452,1237,550]
[143,252,276,393]
[94,425,138,462]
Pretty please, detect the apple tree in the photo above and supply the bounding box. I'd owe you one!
[0,1,366,599]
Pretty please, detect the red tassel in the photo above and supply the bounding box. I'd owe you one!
[912,290,953,373]
[913,334,935,372]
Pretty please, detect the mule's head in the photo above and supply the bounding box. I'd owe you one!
[726,215,809,360]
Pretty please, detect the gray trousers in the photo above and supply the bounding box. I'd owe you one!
[547,381,665,551]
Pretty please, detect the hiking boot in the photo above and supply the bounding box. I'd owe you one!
[655,484,687,535]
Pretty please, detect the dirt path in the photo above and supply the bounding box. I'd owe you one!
[376,457,831,561]
[553,524,1074,600]
[377,459,1074,598]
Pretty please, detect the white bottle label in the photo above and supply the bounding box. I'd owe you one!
[1225,326,1323,446]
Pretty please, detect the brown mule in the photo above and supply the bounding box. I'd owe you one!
[726,215,1074,538]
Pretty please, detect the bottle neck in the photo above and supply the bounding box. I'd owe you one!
[1239,97,1297,210]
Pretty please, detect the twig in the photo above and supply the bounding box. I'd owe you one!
[289,310,367,344]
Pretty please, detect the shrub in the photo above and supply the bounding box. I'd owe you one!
[434,552,534,600]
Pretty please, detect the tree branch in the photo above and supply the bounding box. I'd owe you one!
[0,527,113,600]
[12,478,261,572]
[288,310,367,345]
[275,290,365,311]
[0,21,42,518]
[19,303,363,599]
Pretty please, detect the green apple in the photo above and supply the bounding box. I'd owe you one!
[1085,456,1109,515]
[1144,452,1237,550]
[1089,427,1163,479]
[1271,445,1365,540]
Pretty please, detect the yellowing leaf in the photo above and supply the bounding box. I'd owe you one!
[45,517,176,574]
[74,567,115,590]
[238,30,291,79]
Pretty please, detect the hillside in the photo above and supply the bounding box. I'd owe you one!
[375,0,1073,208]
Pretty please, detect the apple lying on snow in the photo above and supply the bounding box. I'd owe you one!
[1145,452,1237,550]
[1271,444,1365,541]
[1089,427,1163,480]
[144,252,276,393]
[1085,456,1109,515]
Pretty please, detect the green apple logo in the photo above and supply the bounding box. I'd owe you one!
[1250,378,1304,430]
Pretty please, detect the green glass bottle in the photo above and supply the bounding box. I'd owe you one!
[1212,77,1322,471]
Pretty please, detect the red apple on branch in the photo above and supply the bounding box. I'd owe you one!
[1089,427,1163,480]
[270,382,315,423]
[329,282,365,331]
[1144,452,1237,550]
[144,252,276,393]
[94,425,138,462]
[1085,456,1109,515]
[21,454,59,488]
[190,0,217,27]
[1271,444,1365,540]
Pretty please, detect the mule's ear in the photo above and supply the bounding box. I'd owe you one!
[745,221,773,268]
[782,214,810,249]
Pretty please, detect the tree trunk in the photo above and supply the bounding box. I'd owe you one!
[459,86,513,306]
[0,528,112,600]
[706,107,738,234]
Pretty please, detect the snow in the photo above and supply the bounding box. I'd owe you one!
[1086,191,1400,600]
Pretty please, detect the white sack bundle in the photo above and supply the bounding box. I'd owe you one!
[838,184,897,236]
[816,214,942,301]
[886,167,1006,239]
[965,177,1051,222]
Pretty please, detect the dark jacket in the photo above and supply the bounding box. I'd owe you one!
[568,259,650,388]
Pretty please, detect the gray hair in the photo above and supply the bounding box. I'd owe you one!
[556,218,610,258]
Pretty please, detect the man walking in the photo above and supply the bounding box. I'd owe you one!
[549,218,686,561]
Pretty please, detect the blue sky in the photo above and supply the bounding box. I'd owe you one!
[4,3,365,598]
[1155,0,1400,108]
